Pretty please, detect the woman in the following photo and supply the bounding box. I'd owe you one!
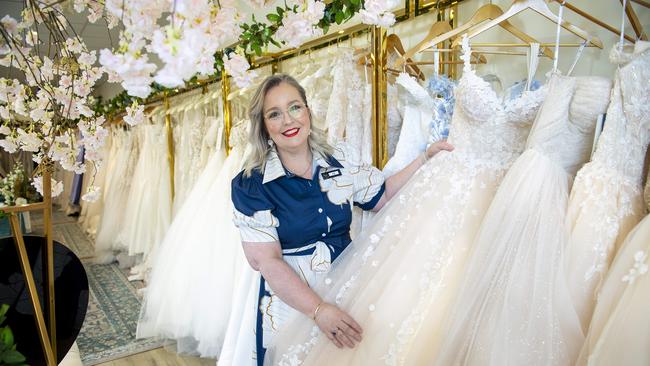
[230,74,453,365]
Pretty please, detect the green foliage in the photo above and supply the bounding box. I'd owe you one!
[0,304,27,366]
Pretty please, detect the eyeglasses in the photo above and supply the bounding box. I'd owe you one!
[264,103,308,123]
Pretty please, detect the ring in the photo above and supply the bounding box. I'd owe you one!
[331,330,337,336]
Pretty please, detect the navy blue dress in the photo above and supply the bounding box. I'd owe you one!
[231,143,385,365]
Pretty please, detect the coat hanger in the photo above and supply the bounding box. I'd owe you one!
[451,0,603,49]
[548,0,636,42]
[386,34,425,81]
[405,50,489,64]
[396,20,452,66]
[399,3,556,64]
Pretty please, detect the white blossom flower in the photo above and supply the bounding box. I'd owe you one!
[99,49,157,98]
[124,102,145,126]
[25,30,39,46]
[0,136,17,153]
[16,129,41,152]
[32,176,64,198]
[359,0,398,27]
[0,55,12,68]
[65,38,83,54]
[40,57,55,81]
[1,15,19,35]
[0,106,10,119]
[29,107,46,122]
[0,125,10,135]
[275,0,325,48]
[81,185,101,202]
[78,50,97,66]
[223,52,257,89]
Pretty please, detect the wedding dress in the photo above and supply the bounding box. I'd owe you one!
[118,123,172,267]
[434,73,612,366]
[565,41,650,333]
[95,127,139,262]
[137,120,246,357]
[382,73,435,177]
[576,167,650,366]
[264,37,546,366]
[300,60,333,129]
[575,210,650,365]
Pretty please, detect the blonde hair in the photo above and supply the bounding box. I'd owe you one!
[242,74,332,177]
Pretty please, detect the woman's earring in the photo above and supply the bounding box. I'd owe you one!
[267,139,274,146]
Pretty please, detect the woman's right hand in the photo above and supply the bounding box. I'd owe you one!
[314,303,363,348]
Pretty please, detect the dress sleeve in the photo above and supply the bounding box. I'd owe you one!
[332,143,386,210]
[231,172,280,243]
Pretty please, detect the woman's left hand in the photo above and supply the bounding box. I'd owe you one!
[425,140,454,159]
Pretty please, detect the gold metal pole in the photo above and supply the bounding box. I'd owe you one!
[371,26,388,169]
[164,94,175,201]
[221,73,233,156]
[42,165,56,361]
[8,213,56,366]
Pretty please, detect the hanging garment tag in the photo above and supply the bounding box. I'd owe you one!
[321,169,342,180]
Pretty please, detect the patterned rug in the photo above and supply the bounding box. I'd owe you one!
[77,260,163,365]
[40,211,164,365]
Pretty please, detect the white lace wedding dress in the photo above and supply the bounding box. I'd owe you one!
[172,104,211,215]
[118,123,172,264]
[565,41,650,333]
[575,175,650,366]
[137,121,246,357]
[434,73,612,366]
[264,37,546,366]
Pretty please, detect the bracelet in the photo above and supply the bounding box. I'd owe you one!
[420,152,429,165]
[312,302,324,320]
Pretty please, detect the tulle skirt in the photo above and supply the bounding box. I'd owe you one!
[434,149,583,366]
[95,131,138,262]
[137,147,246,358]
[265,149,515,366]
[576,214,650,366]
[564,161,646,332]
[118,125,171,260]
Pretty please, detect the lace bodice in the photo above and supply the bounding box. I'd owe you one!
[301,63,333,128]
[326,49,356,143]
[229,120,249,151]
[525,74,611,176]
[590,42,650,184]
[448,37,547,162]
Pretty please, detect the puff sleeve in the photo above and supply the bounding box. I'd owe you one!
[231,172,280,243]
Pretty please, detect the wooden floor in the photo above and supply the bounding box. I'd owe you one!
[96,347,216,366]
